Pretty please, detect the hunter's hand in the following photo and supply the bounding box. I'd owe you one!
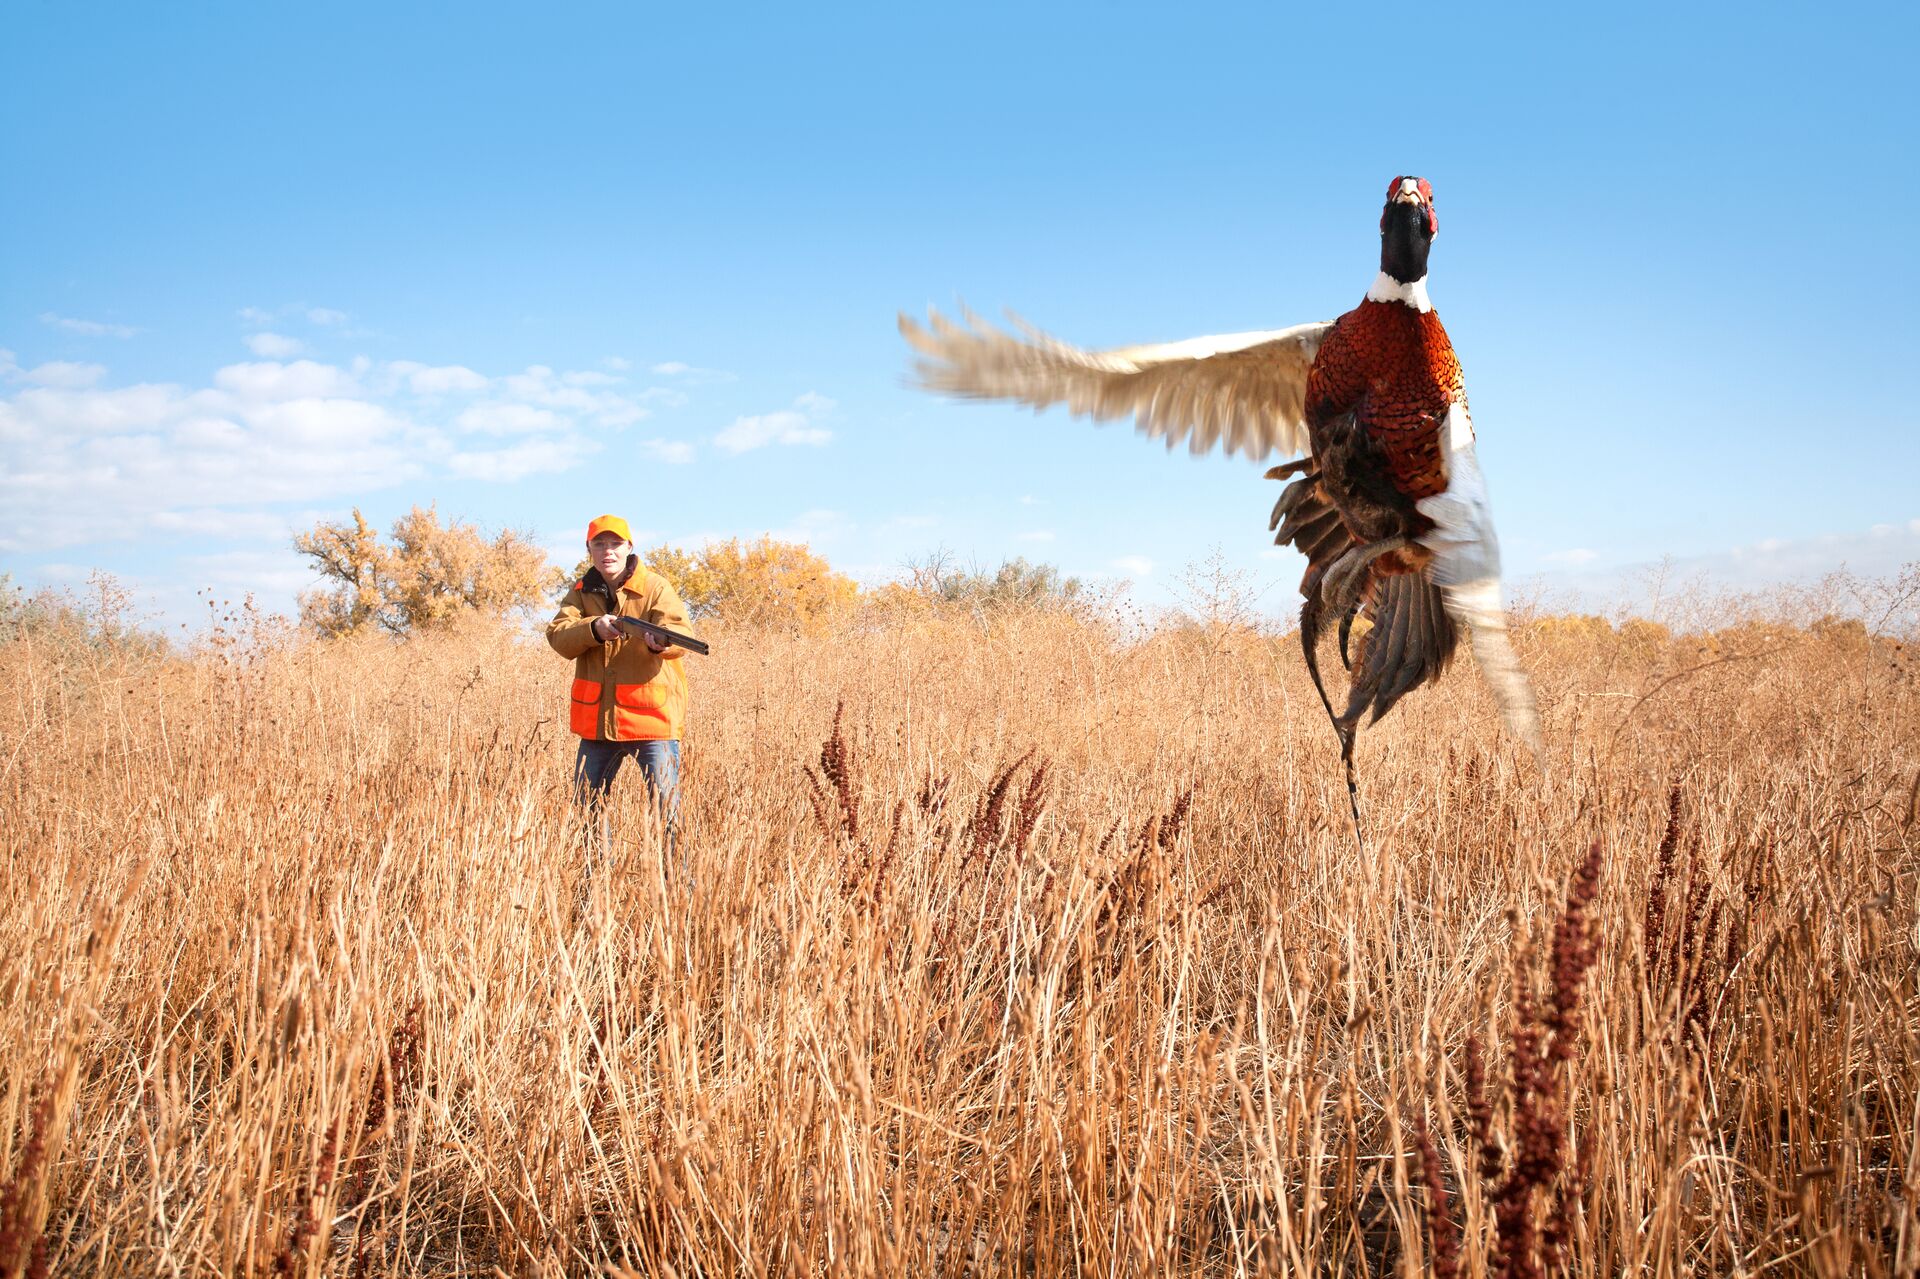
[591,615,621,643]
[643,634,668,654]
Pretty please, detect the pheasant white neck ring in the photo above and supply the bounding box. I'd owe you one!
[1366,271,1432,313]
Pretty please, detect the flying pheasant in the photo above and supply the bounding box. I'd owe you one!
[900,176,1541,784]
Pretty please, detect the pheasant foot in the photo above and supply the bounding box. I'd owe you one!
[1321,536,1411,611]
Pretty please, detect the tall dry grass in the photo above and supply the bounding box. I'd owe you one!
[0,592,1915,1276]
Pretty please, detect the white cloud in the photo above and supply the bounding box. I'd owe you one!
[0,343,673,554]
[715,410,828,454]
[642,439,696,464]
[8,382,186,434]
[1017,529,1056,543]
[500,364,651,426]
[150,508,299,540]
[713,393,836,455]
[1714,525,1920,579]
[245,332,306,358]
[19,361,107,389]
[646,361,733,385]
[171,416,248,449]
[25,563,97,583]
[455,401,567,435]
[1111,555,1155,577]
[386,361,489,395]
[1019,494,1042,506]
[40,312,138,338]
[449,435,597,482]
[1525,519,1920,615]
[594,402,649,427]
[243,398,410,449]
[184,548,318,597]
[666,511,853,551]
[214,360,359,401]
[0,366,429,552]
[238,305,348,329]
[767,508,852,545]
[603,356,632,372]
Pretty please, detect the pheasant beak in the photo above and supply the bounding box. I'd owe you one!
[1383,176,1437,236]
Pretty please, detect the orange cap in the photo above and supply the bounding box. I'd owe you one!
[586,514,632,544]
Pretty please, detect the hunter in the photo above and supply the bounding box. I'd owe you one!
[546,514,696,879]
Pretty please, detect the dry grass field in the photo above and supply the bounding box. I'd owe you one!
[1,586,1916,1276]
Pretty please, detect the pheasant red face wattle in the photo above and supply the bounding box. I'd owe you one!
[1383,175,1437,236]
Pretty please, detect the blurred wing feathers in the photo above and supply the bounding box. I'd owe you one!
[1416,407,1543,754]
[901,305,1332,462]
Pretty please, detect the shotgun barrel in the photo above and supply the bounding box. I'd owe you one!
[612,615,710,656]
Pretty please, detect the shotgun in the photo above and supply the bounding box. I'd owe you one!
[612,615,710,656]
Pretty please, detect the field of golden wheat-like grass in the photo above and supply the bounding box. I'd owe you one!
[1,596,1916,1277]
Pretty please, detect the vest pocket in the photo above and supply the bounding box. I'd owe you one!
[569,679,600,736]
[613,682,671,738]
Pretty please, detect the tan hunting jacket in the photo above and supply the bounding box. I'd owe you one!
[546,560,695,741]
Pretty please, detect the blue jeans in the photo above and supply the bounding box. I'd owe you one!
[574,738,681,878]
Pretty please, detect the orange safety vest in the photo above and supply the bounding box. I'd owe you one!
[545,564,695,741]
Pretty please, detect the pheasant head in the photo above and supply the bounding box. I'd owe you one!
[1379,175,1437,286]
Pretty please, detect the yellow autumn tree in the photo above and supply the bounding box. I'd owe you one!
[382,506,555,631]
[295,505,557,636]
[292,510,390,636]
[641,536,857,631]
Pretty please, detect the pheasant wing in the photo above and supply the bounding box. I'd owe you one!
[1416,406,1543,754]
[901,305,1332,463]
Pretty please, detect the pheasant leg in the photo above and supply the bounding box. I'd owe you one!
[1320,536,1411,612]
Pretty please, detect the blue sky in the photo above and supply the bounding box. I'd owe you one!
[4,1,1916,628]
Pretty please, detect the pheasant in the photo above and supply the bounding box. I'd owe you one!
[899,176,1541,805]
